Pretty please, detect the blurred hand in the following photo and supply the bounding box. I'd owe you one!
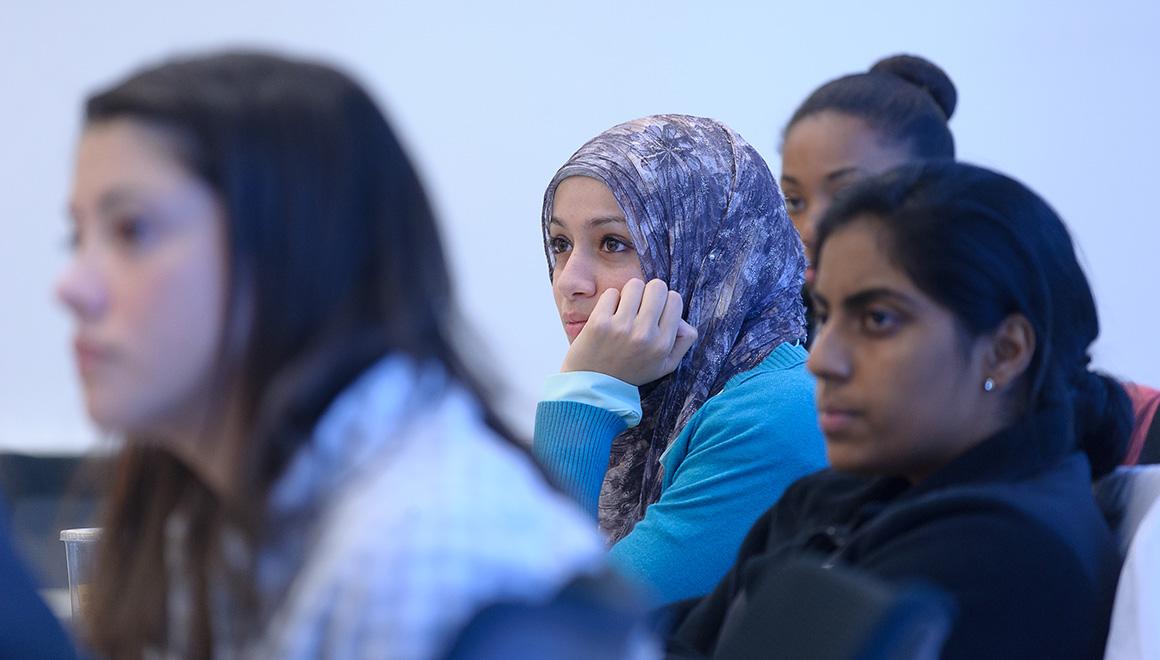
[561,278,698,386]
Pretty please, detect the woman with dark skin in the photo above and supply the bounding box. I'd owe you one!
[780,54,956,283]
[778,55,1159,465]
[666,162,1130,660]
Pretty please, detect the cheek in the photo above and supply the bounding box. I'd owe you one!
[824,341,935,471]
[857,340,967,470]
[110,242,227,429]
[550,269,568,310]
[138,238,224,348]
[789,209,811,235]
[602,261,644,291]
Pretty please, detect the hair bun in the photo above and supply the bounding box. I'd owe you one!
[1072,370,1133,478]
[870,54,958,120]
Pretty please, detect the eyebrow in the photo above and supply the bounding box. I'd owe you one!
[825,167,862,182]
[99,187,153,214]
[67,188,140,223]
[812,286,918,311]
[781,167,862,187]
[548,215,629,228]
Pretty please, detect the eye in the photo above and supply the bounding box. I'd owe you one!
[812,301,829,329]
[813,313,829,340]
[548,235,572,255]
[861,308,900,335]
[600,235,632,253]
[111,216,154,249]
[784,194,805,214]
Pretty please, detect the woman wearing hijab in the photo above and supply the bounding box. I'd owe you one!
[534,115,827,604]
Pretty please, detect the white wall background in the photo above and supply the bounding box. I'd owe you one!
[1,0,1157,454]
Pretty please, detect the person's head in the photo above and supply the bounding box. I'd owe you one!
[543,115,805,356]
[542,115,806,539]
[60,51,470,462]
[547,175,644,342]
[808,161,1130,484]
[60,51,497,656]
[781,55,956,264]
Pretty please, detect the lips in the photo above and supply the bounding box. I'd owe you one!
[561,313,589,340]
[73,337,113,376]
[817,400,861,436]
[819,410,858,434]
[564,320,587,340]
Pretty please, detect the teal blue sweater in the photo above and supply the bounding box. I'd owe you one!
[533,342,826,603]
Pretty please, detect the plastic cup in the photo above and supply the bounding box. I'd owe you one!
[59,527,101,620]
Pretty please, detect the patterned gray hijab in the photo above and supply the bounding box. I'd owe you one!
[542,115,806,541]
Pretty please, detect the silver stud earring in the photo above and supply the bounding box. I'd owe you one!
[983,377,995,392]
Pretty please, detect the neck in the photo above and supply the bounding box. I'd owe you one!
[904,407,1017,484]
[142,396,248,500]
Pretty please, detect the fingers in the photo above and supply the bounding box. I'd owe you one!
[657,289,684,339]
[589,286,621,323]
[613,278,646,320]
[636,279,672,328]
[562,277,698,385]
[666,320,698,370]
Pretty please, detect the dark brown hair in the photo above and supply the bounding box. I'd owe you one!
[83,51,516,658]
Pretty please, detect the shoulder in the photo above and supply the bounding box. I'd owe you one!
[681,354,821,463]
[265,401,605,656]
[296,392,604,602]
[338,413,600,570]
[855,497,1117,660]
[706,344,814,419]
[860,478,1117,593]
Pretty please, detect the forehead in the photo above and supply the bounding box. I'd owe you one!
[73,119,192,199]
[814,219,914,295]
[782,111,907,176]
[554,173,626,209]
[551,176,624,222]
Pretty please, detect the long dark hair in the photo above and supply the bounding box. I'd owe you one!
[785,54,957,160]
[83,51,515,658]
[814,161,1131,478]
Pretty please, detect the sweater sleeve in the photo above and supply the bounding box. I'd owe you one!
[609,371,826,604]
[533,400,627,517]
[542,371,643,427]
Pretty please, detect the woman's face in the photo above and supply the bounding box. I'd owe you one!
[57,119,227,438]
[807,218,994,482]
[781,111,912,276]
[548,176,645,342]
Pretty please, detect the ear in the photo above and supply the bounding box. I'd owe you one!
[982,313,1036,391]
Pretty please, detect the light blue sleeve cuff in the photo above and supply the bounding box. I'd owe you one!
[542,371,643,427]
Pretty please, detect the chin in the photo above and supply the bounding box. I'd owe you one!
[85,394,147,437]
[824,445,878,476]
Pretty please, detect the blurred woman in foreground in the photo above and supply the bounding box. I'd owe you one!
[58,52,603,659]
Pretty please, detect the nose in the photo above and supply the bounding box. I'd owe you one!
[800,203,830,262]
[55,253,107,322]
[806,316,851,383]
[554,251,597,299]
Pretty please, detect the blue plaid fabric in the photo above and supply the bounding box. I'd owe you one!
[161,358,606,659]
